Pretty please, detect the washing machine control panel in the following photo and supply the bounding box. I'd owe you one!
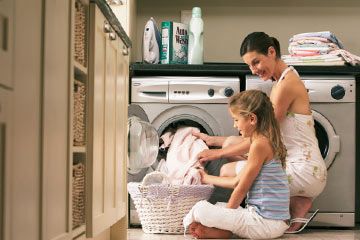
[131,76,240,103]
[245,75,355,103]
[302,77,355,103]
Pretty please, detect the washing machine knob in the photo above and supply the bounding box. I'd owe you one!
[224,87,234,97]
[208,88,215,97]
[331,85,346,100]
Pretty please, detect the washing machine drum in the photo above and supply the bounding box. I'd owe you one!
[127,116,159,174]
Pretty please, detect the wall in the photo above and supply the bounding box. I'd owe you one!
[134,0,360,63]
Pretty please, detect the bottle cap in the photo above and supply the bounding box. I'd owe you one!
[192,7,202,18]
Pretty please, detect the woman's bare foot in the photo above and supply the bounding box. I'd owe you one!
[188,222,232,239]
[287,196,313,232]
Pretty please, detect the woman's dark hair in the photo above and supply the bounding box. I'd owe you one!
[240,32,281,58]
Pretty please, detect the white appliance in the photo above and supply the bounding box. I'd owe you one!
[246,75,356,227]
[128,76,241,225]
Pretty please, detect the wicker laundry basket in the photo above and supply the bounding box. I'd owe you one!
[128,171,214,234]
[74,0,87,66]
[72,162,85,227]
[73,80,86,146]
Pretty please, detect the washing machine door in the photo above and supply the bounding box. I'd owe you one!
[127,105,159,174]
[312,110,340,169]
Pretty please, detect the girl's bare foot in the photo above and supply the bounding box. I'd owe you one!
[189,222,232,239]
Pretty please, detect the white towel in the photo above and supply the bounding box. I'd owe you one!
[164,127,208,185]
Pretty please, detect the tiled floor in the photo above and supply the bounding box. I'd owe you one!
[128,228,360,240]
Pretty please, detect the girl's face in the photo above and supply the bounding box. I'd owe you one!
[242,47,277,81]
[229,109,256,138]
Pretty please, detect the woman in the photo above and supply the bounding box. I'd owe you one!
[194,32,327,233]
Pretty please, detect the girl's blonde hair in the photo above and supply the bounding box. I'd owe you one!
[229,90,287,168]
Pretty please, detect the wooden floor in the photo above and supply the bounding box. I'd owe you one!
[128,227,360,240]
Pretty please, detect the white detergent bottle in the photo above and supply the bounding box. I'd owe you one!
[188,7,204,64]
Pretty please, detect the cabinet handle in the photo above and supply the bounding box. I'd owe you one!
[104,21,112,33]
[109,32,116,41]
[0,16,8,51]
[122,46,129,56]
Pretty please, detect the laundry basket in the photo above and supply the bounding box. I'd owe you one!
[127,171,214,234]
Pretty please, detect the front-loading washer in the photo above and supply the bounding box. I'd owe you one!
[128,76,241,225]
[246,75,356,227]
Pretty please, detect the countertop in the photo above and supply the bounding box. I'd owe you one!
[130,62,360,77]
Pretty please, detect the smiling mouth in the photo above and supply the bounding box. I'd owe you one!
[258,72,266,78]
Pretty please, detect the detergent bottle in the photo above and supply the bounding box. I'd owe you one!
[188,7,204,64]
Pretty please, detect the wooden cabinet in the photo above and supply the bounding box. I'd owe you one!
[0,87,12,240]
[1,0,128,239]
[86,3,128,238]
[41,0,128,239]
[0,0,14,88]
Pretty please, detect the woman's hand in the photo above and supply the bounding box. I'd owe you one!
[197,149,222,164]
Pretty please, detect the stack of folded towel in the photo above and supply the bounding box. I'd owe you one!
[282,31,360,66]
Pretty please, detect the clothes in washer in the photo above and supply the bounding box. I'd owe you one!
[161,126,207,185]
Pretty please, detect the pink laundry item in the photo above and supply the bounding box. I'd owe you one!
[160,131,174,148]
[164,126,208,185]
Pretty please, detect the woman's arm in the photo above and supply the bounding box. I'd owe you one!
[226,140,270,209]
[271,84,293,122]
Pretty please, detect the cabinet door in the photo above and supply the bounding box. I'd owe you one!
[0,87,12,240]
[114,39,128,220]
[0,0,14,88]
[87,4,126,237]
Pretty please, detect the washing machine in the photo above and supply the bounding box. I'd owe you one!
[246,75,356,227]
[128,76,241,225]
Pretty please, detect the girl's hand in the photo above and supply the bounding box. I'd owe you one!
[198,168,209,184]
[197,149,222,164]
[192,131,214,146]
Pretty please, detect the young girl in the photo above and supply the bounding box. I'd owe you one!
[184,90,290,239]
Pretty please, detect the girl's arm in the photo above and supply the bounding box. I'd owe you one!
[199,138,269,192]
[226,140,270,209]
[197,138,251,163]
[200,169,239,189]
[192,131,228,147]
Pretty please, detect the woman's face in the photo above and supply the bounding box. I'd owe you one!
[242,47,277,81]
[229,109,255,138]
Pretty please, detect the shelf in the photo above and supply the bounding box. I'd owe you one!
[72,224,86,239]
[130,62,360,77]
[74,61,88,80]
[73,146,86,153]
